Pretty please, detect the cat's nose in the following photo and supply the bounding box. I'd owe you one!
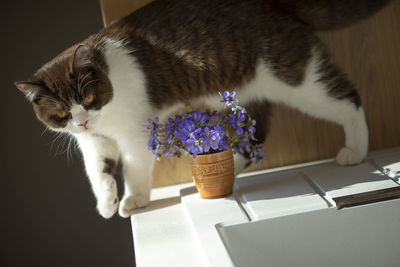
[70,104,89,127]
[73,113,89,127]
[78,120,89,130]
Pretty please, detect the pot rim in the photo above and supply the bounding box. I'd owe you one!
[189,149,232,159]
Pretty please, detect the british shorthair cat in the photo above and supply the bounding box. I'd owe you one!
[15,0,390,218]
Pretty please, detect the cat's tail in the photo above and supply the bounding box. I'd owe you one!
[271,0,392,31]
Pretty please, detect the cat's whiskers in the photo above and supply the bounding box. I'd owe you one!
[65,87,74,103]
[77,67,83,91]
[60,134,75,164]
[41,126,50,136]
[81,79,99,92]
[78,70,93,94]
[55,134,69,156]
[67,136,77,164]
[47,131,78,164]
[49,132,64,154]
[73,138,82,160]
[40,103,62,109]
[38,97,64,109]
[39,94,59,104]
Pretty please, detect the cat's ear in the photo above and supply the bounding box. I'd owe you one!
[14,81,43,102]
[71,44,93,73]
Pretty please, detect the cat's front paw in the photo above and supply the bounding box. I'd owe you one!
[118,194,150,218]
[96,177,119,218]
[336,147,366,166]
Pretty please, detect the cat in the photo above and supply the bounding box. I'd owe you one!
[15,0,390,218]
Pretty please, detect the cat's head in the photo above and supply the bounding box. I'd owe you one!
[15,45,112,134]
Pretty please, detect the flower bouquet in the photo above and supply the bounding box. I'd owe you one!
[147,91,266,198]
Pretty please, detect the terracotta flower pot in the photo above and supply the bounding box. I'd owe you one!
[189,149,235,199]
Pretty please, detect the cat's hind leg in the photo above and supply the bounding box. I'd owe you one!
[311,48,368,165]
[335,108,368,165]
[261,47,368,165]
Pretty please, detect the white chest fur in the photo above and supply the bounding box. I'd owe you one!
[93,40,154,150]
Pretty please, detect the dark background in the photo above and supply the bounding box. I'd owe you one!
[1,1,135,266]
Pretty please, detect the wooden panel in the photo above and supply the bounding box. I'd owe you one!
[100,0,153,25]
[100,1,400,188]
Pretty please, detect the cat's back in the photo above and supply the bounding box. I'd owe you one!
[123,0,264,29]
[92,0,312,107]
[100,0,299,47]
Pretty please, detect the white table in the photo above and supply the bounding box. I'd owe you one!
[131,148,400,267]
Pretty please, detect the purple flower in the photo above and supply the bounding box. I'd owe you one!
[219,91,239,106]
[209,125,225,150]
[229,111,246,136]
[165,117,181,131]
[200,127,211,153]
[191,108,210,125]
[236,135,251,154]
[147,136,161,157]
[248,119,256,137]
[147,117,162,135]
[145,90,267,166]
[249,145,268,168]
[231,104,246,114]
[186,139,197,155]
[179,119,196,143]
[186,134,205,158]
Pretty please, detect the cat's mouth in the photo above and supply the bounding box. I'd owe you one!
[78,120,89,130]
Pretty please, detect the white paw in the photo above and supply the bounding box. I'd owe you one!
[97,177,118,219]
[118,194,150,218]
[336,147,366,166]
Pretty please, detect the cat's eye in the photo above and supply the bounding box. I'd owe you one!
[84,93,94,104]
[56,110,68,119]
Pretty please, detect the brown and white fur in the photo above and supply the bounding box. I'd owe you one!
[15,0,389,218]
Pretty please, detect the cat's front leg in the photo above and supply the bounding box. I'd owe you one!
[76,133,120,218]
[118,142,155,218]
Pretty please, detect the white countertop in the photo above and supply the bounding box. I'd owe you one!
[131,147,400,267]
